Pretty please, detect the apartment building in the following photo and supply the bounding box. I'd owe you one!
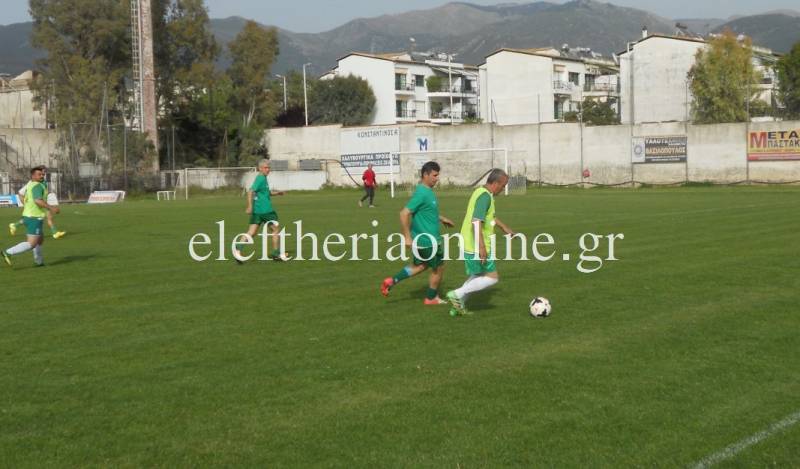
[324,52,479,126]
[619,33,781,124]
[478,47,620,125]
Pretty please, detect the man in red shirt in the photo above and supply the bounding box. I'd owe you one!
[359,163,377,208]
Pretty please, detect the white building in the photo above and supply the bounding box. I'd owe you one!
[479,47,619,125]
[619,34,780,124]
[324,52,480,126]
[0,71,49,130]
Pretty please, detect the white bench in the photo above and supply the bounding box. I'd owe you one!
[157,190,177,201]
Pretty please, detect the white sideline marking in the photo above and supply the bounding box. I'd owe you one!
[692,410,800,468]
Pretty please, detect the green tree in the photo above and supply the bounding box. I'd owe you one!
[228,20,279,127]
[688,31,761,124]
[581,98,619,125]
[308,75,376,126]
[30,0,130,160]
[775,42,800,120]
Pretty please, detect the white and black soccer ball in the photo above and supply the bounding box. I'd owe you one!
[529,297,552,318]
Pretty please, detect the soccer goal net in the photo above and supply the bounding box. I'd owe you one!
[182,167,258,199]
[389,147,526,198]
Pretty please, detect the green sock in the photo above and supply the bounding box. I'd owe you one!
[392,266,412,285]
[270,248,281,257]
[426,288,438,300]
[50,225,58,234]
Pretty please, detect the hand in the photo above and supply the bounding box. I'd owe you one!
[479,245,488,265]
[50,206,60,215]
[277,191,285,196]
[245,207,253,214]
[404,235,412,248]
[440,217,455,228]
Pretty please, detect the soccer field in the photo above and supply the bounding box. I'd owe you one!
[1,187,798,466]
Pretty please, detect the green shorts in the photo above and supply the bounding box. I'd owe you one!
[412,245,445,269]
[249,211,279,226]
[23,216,44,237]
[465,251,496,276]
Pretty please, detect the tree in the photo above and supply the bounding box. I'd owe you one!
[30,0,130,161]
[228,20,279,127]
[776,42,800,120]
[308,76,376,126]
[688,31,761,124]
[581,98,619,125]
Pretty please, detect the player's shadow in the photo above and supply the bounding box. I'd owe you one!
[48,254,98,266]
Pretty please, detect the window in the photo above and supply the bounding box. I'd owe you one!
[554,100,563,120]
[584,74,596,90]
[396,100,408,117]
[415,75,424,87]
[569,72,580,86]
[395,74,407,91]
[463,79,473,92]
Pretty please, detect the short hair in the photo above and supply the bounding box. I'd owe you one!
[257,159,270,168]
[421,161,440,177]
[486,168,508,184]
[30,165,46,175]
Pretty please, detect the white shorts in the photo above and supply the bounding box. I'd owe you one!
[47,193,59,206]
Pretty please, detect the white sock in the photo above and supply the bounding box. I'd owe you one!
[33,246,43,265]
[6,242,32,256]
[455,276,498,299]
[454,275,479,300]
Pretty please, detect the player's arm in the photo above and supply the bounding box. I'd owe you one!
[245,190,254,214]
[473,218,487,263]
[439,215,454,227]
[269,190,285,196]
[494,217,515,236]
[33,192,58,214]
[400,207,413,246]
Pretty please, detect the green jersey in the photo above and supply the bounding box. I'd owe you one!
[22,182,47,219]
[405,183,440,248]
[250,174,273,214]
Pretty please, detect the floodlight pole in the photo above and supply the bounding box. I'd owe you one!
[303,63,312,126]
[276,74,287,111]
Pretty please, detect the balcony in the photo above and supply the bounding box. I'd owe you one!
[427,84,477,97]
[395,82,416,95]
[583,82,620,95]
[553,80,576,95]
[396,109,417,121]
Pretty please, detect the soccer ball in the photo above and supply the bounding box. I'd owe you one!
[529,297,552,318]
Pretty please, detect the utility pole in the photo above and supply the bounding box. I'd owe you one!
[276,74,287,111]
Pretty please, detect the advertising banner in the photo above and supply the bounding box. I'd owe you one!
[747,129,800,161]
[632,136,688,164]
[340,127,400,174]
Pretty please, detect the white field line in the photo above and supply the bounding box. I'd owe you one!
[692,410,800,468]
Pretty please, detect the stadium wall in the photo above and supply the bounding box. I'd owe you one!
[266,120,800,187]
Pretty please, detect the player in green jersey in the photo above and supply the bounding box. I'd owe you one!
[234,159,287,263]
[2,166,60,267]
[381,161,455,305]
[446,169,515,315]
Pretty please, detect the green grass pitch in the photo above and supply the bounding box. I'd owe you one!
[1,187,798,466]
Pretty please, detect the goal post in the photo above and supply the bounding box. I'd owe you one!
[389,147,523,198]
[183,166,258,199]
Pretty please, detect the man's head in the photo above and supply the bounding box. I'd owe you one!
[367,163,373,170]
[420,161,440,188]
[257,159,271,175]
[30,166,46,182]
[485,168,508,195]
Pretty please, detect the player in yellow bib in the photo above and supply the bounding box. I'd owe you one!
[446,169,515,315]
[2,166,60,267]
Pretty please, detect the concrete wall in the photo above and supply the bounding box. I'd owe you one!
[0,128,60,174]
[0,88,48,130]
[268,120,800,188]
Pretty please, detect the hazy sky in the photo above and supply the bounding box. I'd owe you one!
[4,0,799,30]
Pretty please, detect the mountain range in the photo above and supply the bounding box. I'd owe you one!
[1,0,799,77]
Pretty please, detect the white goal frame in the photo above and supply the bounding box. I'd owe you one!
[389,147,509,198]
